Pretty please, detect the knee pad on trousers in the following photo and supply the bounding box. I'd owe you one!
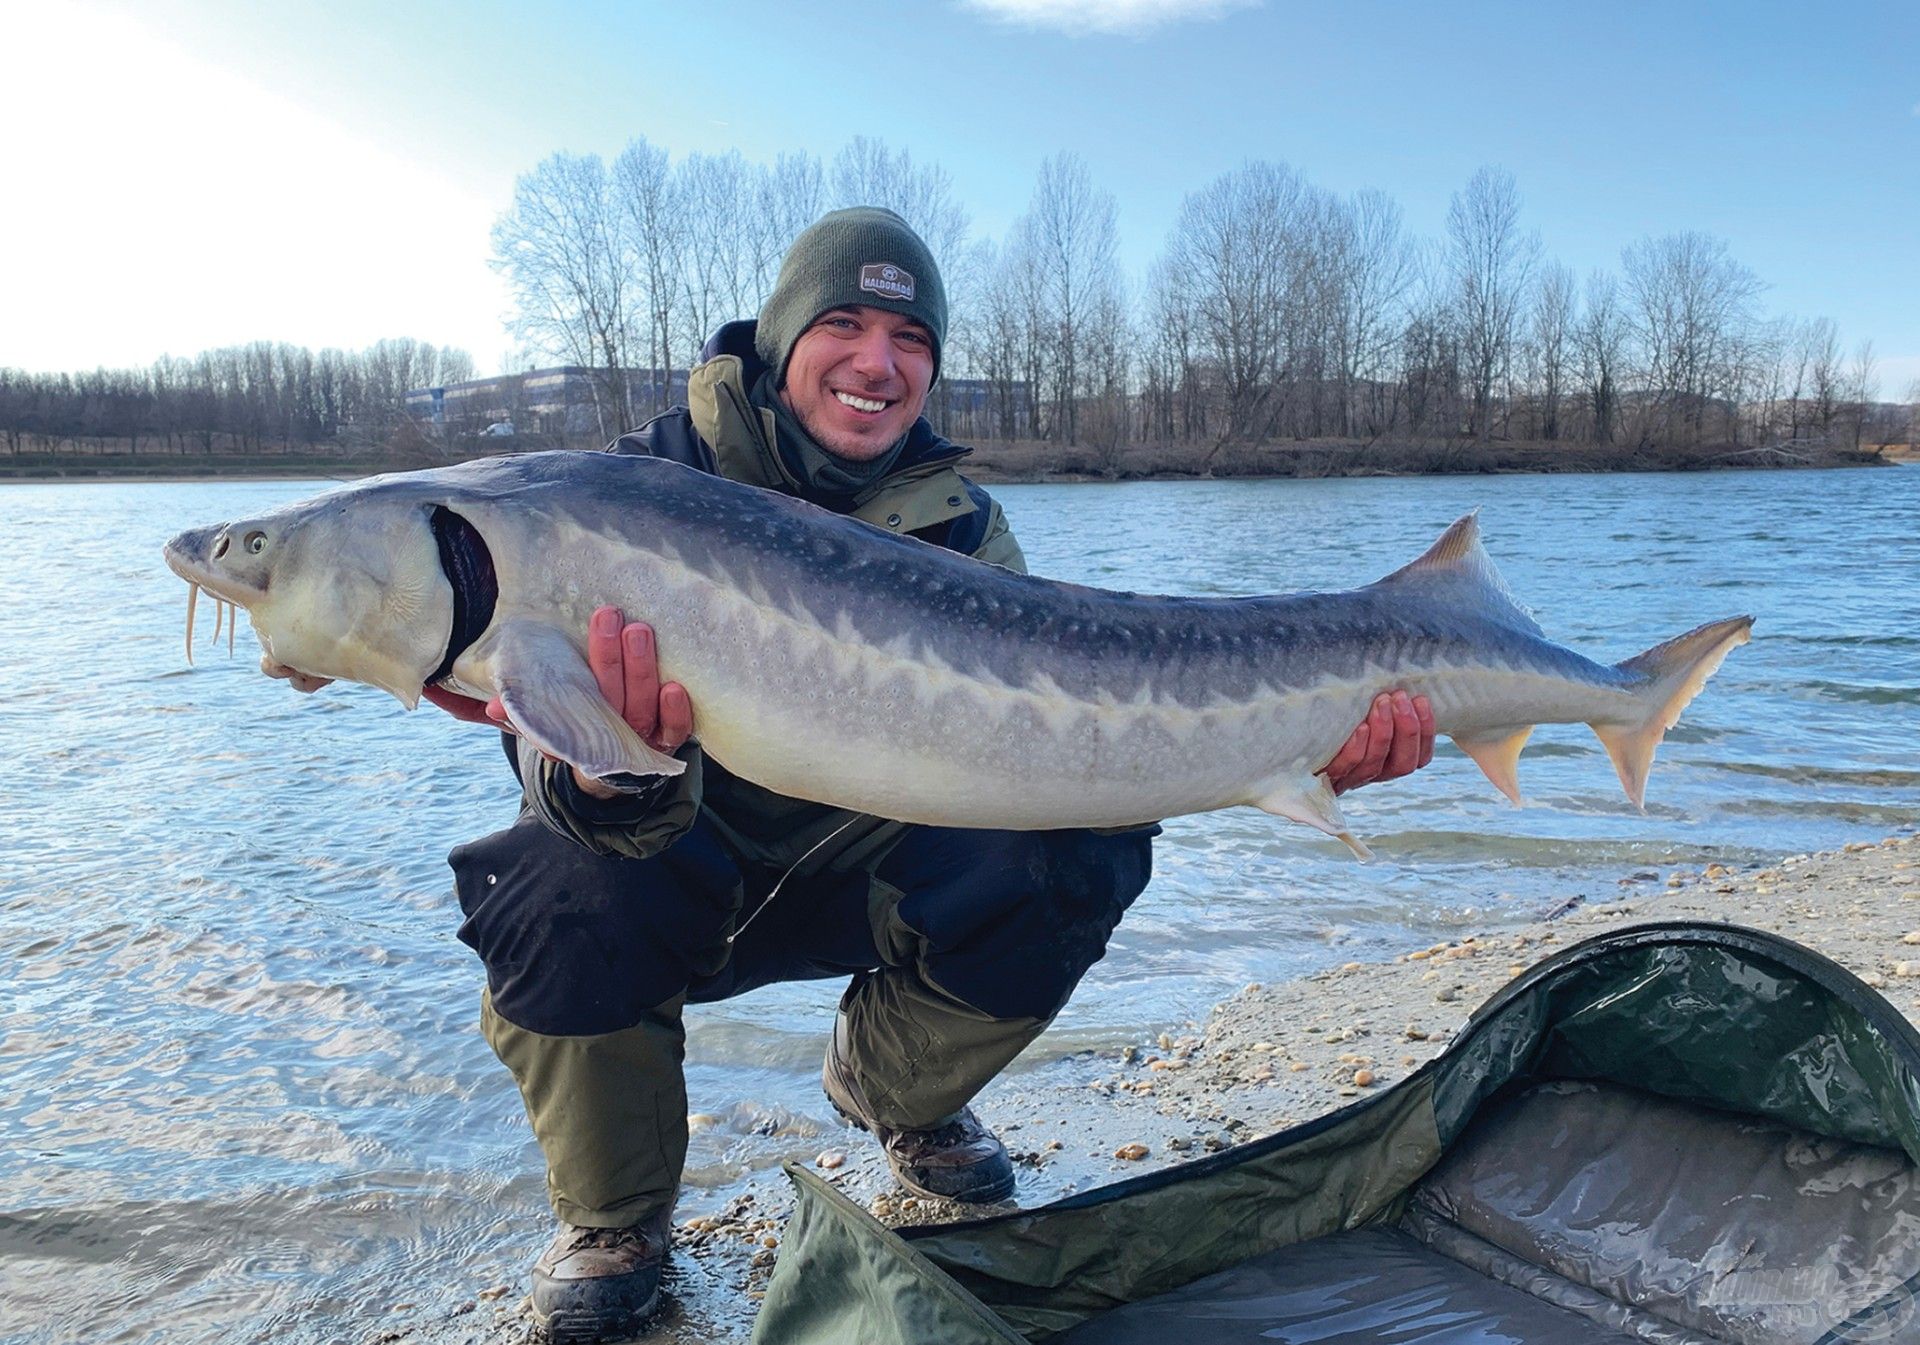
[884,827,1155,1022]
[451,811,742,1036]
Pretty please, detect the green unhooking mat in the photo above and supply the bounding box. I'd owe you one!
[752,922,1920,1345]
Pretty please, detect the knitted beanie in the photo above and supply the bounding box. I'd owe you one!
[756,207,947,384]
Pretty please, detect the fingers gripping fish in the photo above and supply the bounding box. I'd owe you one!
[162,452,1752,858]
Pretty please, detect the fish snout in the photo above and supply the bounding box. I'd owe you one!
[163,523,271,605]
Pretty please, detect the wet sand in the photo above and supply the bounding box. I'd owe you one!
[398,829,1920,1343]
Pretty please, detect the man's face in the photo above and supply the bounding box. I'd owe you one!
[778,306,935,461]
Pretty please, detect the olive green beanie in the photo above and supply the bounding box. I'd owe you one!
[756,207,948,385]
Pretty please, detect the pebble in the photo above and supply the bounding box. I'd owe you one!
[1353,1069,1376,1087]
[816,1150,846,1170]
[1435,986,1459,1002]
[477,1286,511,1301]
[1863,972,1889,988]
[1896,962,1920,979]
[1902,933,1920,946]
[1289,1061,1309,1073]
[1404,1025,1429,1041]
[1114,1143,1150,1161]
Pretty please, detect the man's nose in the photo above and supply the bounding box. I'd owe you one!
[846,329,898,382]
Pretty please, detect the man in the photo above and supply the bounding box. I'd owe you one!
[270,206,1435,1342]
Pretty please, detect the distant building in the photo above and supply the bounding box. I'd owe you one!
[405,367,689,437]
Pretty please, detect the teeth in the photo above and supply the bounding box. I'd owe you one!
[835,391,887,413]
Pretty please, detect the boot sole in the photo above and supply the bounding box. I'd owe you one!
[531,1288,661,1344]
[533,1297,660,1335]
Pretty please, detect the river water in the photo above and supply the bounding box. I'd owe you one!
[2,466,1916,1342]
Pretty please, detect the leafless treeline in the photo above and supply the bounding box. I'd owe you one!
[0,339,473,455]
[497,138,1907,456]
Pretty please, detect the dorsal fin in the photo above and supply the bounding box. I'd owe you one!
[1374,512,1543,638]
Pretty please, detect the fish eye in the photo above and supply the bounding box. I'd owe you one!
[245,531,267,554]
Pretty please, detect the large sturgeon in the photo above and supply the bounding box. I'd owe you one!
[163,451,1752,856]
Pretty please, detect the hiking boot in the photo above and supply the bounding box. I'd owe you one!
[529,1209,670,1343]
[822,1019,1016,1204]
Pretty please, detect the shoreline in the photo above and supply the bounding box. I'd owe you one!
[1,437,1906,485]
[408,828,1920,1344]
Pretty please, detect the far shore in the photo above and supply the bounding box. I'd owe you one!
[1,434,1906,485]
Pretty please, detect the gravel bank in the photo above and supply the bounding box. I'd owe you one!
[407,830,1920,1344]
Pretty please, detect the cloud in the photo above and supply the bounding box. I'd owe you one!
[962,0,1259,37]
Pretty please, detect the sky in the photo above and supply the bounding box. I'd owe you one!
[4,0,1917,391]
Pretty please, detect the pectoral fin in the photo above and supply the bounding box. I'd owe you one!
[483,619,686,780]
[1254,774,1373,861]
[1451,726,1533,804]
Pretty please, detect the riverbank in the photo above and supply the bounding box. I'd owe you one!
[961,435,1900,482]
[401,829,1920,1344]
[0,434,1900,482]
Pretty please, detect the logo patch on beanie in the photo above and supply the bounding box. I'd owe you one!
[859,263,916,302]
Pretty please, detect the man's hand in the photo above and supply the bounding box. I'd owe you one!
[573,606,694,798]
[418,606,695,799]
[1322,691,1435,795]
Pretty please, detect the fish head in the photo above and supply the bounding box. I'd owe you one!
[163,490,454,708]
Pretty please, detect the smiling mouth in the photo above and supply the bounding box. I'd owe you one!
[834,390,892,414]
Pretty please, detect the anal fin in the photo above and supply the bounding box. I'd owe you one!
[480,619,686,780]
[1451,726,1533,804]
[1254,774,1373,861]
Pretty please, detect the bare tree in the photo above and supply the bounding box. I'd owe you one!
[1158,161,1315,443]
[492,152,636,440]
[1326,190,1414,436]
[1846,339,1880,449]
[1524,262,1576,441]
[750,151,826,298]
[675,152,763,367]
[1445,167,1540,439]
[1619,231,1760,446]
[830,136,971,266]
[611,137,683,414]
[1017,153,1123,444]
[1575,272,1628,445]
[1801,316,1843,441]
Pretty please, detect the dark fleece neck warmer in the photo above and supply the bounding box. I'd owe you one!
[751,370,908,504]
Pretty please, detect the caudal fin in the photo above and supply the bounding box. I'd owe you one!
[1589,616,1754,809]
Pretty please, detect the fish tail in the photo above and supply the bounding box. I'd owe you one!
[1589,615,1755,809]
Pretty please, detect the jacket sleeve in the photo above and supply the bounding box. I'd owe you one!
[518,735,706,860]
[971,497,1028,574]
